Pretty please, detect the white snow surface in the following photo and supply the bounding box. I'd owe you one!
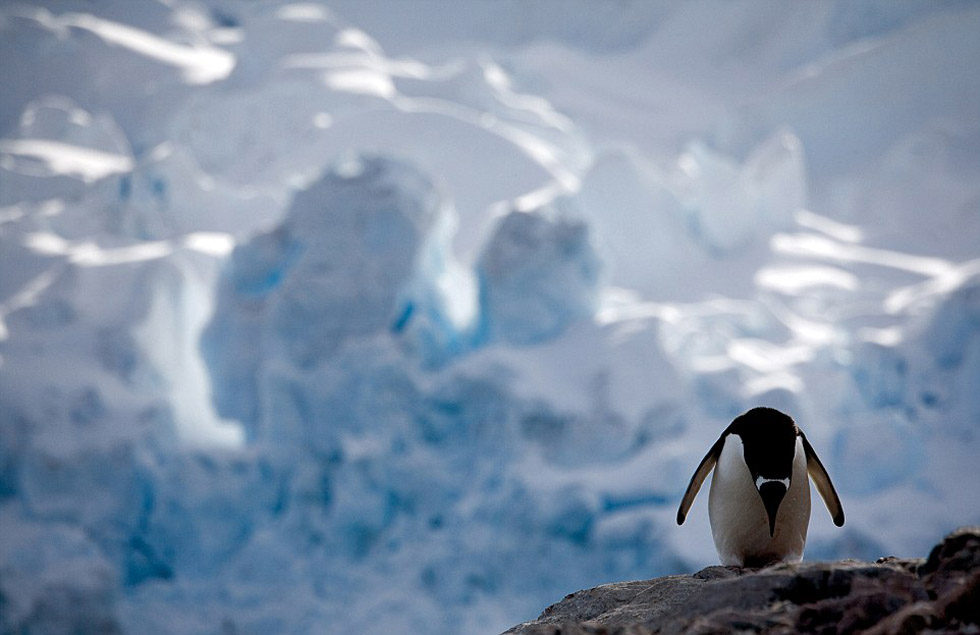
[1,1,979,633]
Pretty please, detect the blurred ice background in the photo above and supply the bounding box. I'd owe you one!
[1,1,979,633]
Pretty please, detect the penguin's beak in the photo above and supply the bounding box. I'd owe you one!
[758,481,787,537]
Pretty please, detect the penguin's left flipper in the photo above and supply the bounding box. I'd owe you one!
[800,431,845,526]
[677,435,725,525]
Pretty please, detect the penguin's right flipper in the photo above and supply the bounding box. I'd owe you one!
[676,435,725,525]
[801,431,845,526]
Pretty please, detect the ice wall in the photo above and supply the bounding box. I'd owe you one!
[1,1,979,634]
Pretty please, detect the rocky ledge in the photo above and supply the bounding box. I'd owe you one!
[504,527,980,635]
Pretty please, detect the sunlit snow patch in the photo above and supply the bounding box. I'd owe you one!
[755,265,860,294]
[771,232,952,277]
[0,139,133,183]
[11,7,235,84]
[0,97,134,187]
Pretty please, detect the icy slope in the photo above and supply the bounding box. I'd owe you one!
[1,1,979,634]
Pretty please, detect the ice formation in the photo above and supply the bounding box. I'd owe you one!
[476,200,601,346]
[1,1,979,634]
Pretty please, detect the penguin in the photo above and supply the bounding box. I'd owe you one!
[676,407,844,567]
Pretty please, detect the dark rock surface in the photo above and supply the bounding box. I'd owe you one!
[504,527,980,635]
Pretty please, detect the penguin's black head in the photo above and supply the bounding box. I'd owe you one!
[728,407,799,537]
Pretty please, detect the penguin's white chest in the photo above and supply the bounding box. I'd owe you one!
[708,435,810,567]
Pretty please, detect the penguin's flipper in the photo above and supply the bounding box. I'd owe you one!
[800,431,845,526]
[676,435,725,525]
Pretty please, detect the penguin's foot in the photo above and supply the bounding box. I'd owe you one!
[741,554,785,569]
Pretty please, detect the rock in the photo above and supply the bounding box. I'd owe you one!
[504,527,980,635]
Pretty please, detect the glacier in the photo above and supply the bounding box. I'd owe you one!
[1,1,979,633]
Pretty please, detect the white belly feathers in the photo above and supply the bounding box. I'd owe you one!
[708,435,810,567]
